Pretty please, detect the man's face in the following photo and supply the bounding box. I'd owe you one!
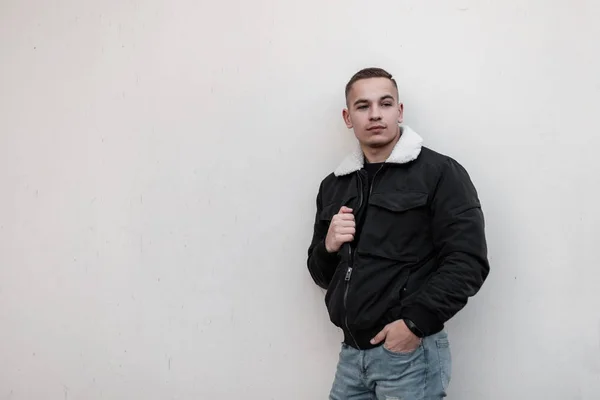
[343,78,404,149]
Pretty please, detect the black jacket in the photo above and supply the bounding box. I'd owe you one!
[307,126,489,349]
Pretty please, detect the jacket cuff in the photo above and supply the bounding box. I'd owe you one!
[399,305,443,337]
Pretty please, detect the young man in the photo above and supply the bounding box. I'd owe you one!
[307,68,490,399]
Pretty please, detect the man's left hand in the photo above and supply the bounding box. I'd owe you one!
[370,319,421,353]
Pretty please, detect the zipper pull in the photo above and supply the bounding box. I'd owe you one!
[345,267,353,281]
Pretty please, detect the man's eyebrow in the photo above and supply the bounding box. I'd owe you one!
[353,95,396,107]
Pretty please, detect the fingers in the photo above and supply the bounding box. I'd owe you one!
[333,210,355,224]
[336,213,355,221]
[370,327,388,345]
[333,218,355,228]
[333,223,355,236]
[332,208,355,245]
[325,206,356,252]
[336,227,355,235]
[336,234,354,243]
[332,211,355,230]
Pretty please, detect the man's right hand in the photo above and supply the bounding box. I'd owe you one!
[325,206,355,253]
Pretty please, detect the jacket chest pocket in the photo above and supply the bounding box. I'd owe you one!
[319,195,358,222]
[319,202,339,222]
[361,191,430,260]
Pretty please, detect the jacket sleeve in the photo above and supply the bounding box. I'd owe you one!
[400,158,490,335]
[307,181,340,289]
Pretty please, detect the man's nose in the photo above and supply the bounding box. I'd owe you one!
[369,105,382,120]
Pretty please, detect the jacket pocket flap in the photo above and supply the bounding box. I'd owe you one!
[369,191,428,212]
[320,195,357,221]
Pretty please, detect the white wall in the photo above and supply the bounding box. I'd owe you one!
[1,1,599,398]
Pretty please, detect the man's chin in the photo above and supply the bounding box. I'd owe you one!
[358,129,401,149]
[363,137,395,149]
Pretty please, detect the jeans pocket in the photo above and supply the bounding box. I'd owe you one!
[436,338,452,390]
[382,340,423,358]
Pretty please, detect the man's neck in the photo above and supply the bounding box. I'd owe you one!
[362,128,402,163]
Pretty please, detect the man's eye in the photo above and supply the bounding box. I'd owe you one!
[382,103,393,107]
[357,105,368,110]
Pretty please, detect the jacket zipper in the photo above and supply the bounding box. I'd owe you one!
[343,251,358,348]
[370,165,384,195]
[343,172,363,349]
[342,166,384,349]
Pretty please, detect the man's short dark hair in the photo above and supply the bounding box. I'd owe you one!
[345,67,398,101]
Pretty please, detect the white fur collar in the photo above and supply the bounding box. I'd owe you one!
[334,125,423,177]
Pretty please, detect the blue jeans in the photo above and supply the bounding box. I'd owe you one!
[329,330,452,400]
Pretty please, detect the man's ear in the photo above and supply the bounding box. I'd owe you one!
[397,102,404,124]
[342,108,353,128]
